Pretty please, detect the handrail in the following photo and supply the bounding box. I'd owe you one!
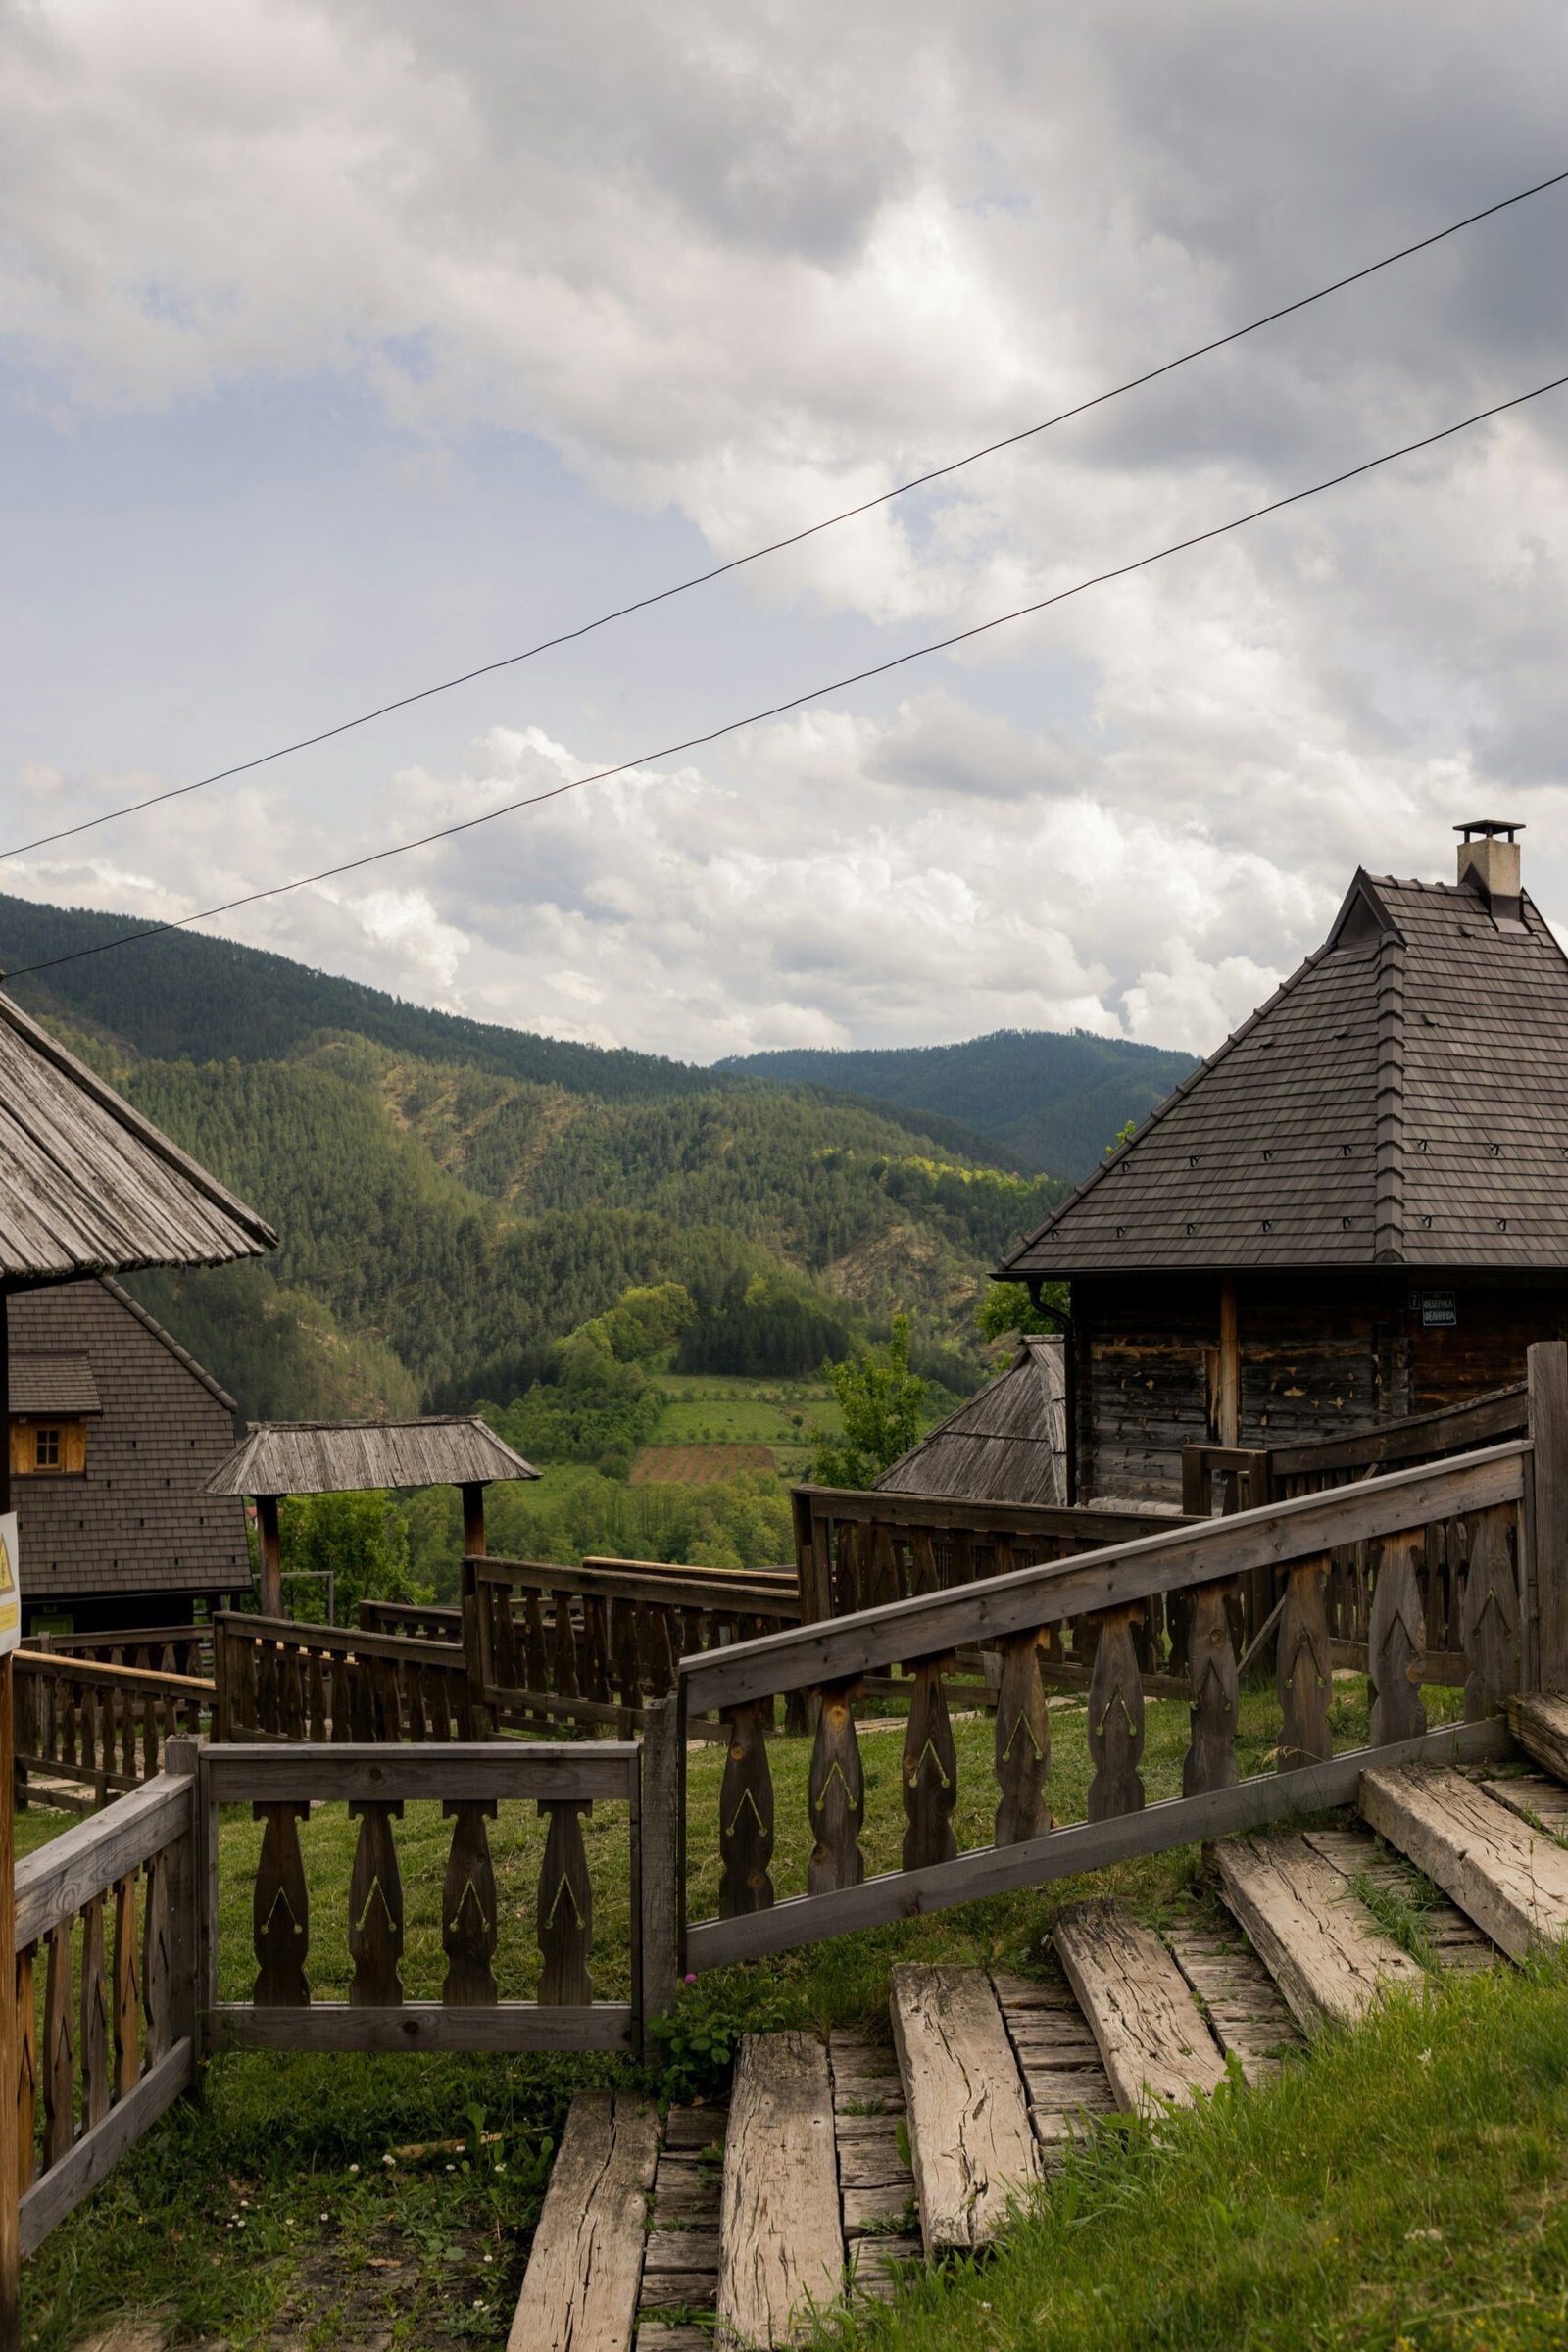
[17,1767,194,1948]
[470,1554,799,1616]
[213,1611,460,1666]
[680,1439,1530,1712]
[17,1648,214,1698]
[1267,1383,1527,1478]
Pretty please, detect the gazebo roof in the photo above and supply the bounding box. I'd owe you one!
[205,1416,538,1496]
[0,986,276,1283]
[874,1336,1067,1507]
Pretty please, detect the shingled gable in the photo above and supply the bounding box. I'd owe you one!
[999,860,1568,1280]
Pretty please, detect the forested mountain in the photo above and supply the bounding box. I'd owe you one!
[0,894,1072,1421]
[720,1028,1199,1177]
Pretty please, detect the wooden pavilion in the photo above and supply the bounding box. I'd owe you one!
[998,820,1568,1503]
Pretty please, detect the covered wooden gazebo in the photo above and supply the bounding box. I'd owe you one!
[203,1417,538,1614]
[0,982,276,2341]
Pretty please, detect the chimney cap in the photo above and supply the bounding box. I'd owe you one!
[1455,817,1525,842]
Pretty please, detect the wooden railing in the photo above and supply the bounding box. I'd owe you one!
[16,1651,211,1807]
[37,1626,212,1678]
[200,1740,660,2055]
[17,1740,200,2256]
[677,1413,1542,1970]
[211,1614,472,1742]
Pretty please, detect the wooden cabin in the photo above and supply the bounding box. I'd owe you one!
[998,820,1568,1503]
[10,1275,249,1636]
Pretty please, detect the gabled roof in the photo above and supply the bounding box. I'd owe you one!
[205,1416,538,1496]
[8,1351,101,1416]
[0,988,277,1281]
[874,1334,1066,1505]
[1001,868,1568,1277]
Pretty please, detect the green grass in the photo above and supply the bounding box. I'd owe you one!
[650,1371,841,1472]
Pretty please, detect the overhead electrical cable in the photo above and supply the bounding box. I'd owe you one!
[7,362,1567,986]
[7,160,1568,864]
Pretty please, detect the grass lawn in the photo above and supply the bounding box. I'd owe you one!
[650,1372,841,1478]
[20,1672,1530,2352]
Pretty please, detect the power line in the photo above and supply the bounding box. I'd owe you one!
[7,362,1566,987]
[8,160,1568,865]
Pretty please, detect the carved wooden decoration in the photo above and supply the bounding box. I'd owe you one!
[280,1654,306,1741]
[1087,1603,1145,1820]
[646,1605,679,1699]
[141,1849,172,2067]
[872,1524,902,1609]
[348,1800,406,2007]
[521,1589,550,1694]
[307,1652,329,1742]
[808,1678,865,1892]
[1183,1580,1239,1796]
[537,1799,593,2004]
[43,1921,74,2171]
[910,1527,940,1595]
[1462,1503,1521,1721]
[1277,1555,1333,1772]
[584,1595,612,1704]
[442,1798,499,2004]
[113,1873,140,2098]
[994,1630,1051,1845]
[902,1653,958,1870]
[17,1946,36,2193]
[613,1598,643,1713]
[253,1801,312,2007]
[347,1663,375,1742]
[718,1700,775,1917]
[551,1591,580,1700]
[1369,1531,1428,1746]
[78,1892,111,2133]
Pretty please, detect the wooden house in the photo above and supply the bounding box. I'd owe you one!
[998,820,1568,1503]
[9,1275,249,1636]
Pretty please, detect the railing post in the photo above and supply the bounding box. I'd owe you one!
[161,1736,203,2070]
[1527,1341,1568,1691]
[639,1691,680,2034]
[458,1557,495,1738]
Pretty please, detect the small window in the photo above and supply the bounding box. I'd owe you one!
[34,1425,60,1470]
[10,1417,86,1476]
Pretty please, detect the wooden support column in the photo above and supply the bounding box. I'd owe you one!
[461,1481,487,1560]
[1217,1277,1240,1451]
[1528,1342,1568,1692]
[255,1493,283,1619]
[0,1280,17,2352]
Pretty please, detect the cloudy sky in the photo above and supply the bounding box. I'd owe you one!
[4,0,1568,1063]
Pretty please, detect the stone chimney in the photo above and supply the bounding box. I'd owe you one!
[1455,817,1523,916]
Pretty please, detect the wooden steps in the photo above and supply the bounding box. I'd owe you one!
[1053,1901,1228,2113]
[1509,1690,1568,1781]
[830,2030,920,2300]
[993,1966,1116,2159]
[1211,1831,1427,2031]
[507,2092,659,2352]
[636,2103,726,2351]
[891,1964,1040,2255]
[1164,1909,1304,2083]
[1480,1770,1568,1839]
[1301,1825,1495,1972]
[1360,1764,1568,1961]
[715,2032,842,2350]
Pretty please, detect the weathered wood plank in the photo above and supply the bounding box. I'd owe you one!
[201,1742,637,1807]
[890,1965,1038,2254]
[16,1775,190,1950]
[1508,1691,1568,1783]
[1369,1534,1428,1747]
[506,2091,659,2352]
[716,2032,841,2349]
[1359,1765,1568,1961]
[211,2002,636,2053]
[1163,1917,1304,2084]
[1211,1831,1427,2032]
[20,2039,194,2261]
[1053,1903,1227,2113]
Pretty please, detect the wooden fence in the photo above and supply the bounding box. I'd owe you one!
[212,1614,473,1742]
[34,1626,211,1679]
[16,1651,211,1808]
[668,1340,1568,1973]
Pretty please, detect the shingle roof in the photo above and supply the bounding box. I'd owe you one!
[1001,868,1568,1276]
[205,1417,539,1496]
[0,988,276,1281]
[874,1335,1067,1505]
[9,1351,101,1416]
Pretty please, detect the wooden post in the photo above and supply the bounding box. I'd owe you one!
[639,1691,680,2031]
[0,1282,17,2352]
[1527,1342,1568,1691]
[1218,1278,1241,1450]
[460,1482,486,1561]
[255,1494,283,1619]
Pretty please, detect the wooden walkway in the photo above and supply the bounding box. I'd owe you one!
[512,1693,1568,2349]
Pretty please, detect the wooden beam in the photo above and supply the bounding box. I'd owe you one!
[201,1740,636,1807]
[1053,1903,1228,2112]
[716,2034,841,2345]
[1528,1342,1568,1690]
[460,1481,486,1561]
[1218,1277,1240,1449]
[1359,1765,1568,1961]
[212,2002,637,2053]
[891,1966,1037,2254]
[506,2092,658,2352]
[1210,1833,1425,2033]
[255,1494,283,1619]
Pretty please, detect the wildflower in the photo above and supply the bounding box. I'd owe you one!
[382,2153,397,2168]
[1418,2048,1432,2065]
[684,1972,697,1985]
[349,2163,360,2175]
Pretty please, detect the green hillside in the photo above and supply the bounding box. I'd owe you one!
[719,1027,1199,1177]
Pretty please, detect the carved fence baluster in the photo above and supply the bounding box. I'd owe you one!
[537,1800,593,2004]
[718,1700,775,1916]
[61,1681,78,1774]
[43,1921,74,2171]
[1087,1603,1146,1819]
[519,1591,548,1697]
[113,1873,140,2097]
[307,1652,329,1741]
[18,1944,37,2192]
[1278,1555,1333,1772]
[910,1528,939,1595]
[834,1521,862,1614]
[871,1525,900,1609]
[78,1893,111,2132]
[613,1598,642,1718]
[1184,1580,1240,1795]
[375,1657,404,1741]
[1462,1504,1521,1721]
[442,1799,499,2004]
[120,1686,136,1781]
[994,1630,1051,1845]
[424,1665,451,1740]
[1369,1531,1428,1745]
[348,1801,405,2007]
[551,1592,580,1700]
[253,1802,312,2006]
[348,1662,375,1742]
[281,1651,306,1742]
[646,1606,678,1701]
[808,1678,864,1892]
[584,1597,612,1704]
[903,1654,958,1869]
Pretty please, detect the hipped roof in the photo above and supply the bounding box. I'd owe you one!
[1002,869,1568,1278]
[205,1416,539,1496]
[874,1335,1067,1506]
[0,987,276,1282]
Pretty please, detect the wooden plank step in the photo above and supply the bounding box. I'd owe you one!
[509,2091,660,2352]
[716,2032,842,2349]
[1481,1772,1568,1839]
[848,2236,924,2303]
[1162,1916,1304,2084]
[1211,1831,1426,2033]
[993,1965,1115,2159]
[891,1964,1039,2251]
[1053,1901,1228,2113]
[1360,1765,1568,1962]
[1508,1691,1568,1781]
[1302,1825,1495,1972]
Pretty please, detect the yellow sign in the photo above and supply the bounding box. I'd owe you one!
[0,1512,19,1656]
